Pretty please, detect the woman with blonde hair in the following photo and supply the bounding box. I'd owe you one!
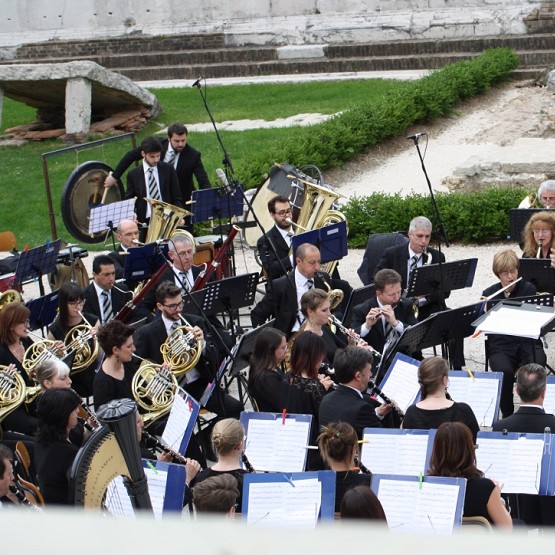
[190,418,247,512]
[521,211,555,259]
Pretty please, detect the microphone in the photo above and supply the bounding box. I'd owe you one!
[406,132,427,140]
[192,77,203,88]
[215,168,233,194]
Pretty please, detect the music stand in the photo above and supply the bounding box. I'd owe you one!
[292,221,348,264]
[518,259,555,294]
[123,243,169,283]
[88,199,136,235]
[25,290,60,331]
[343,284,375,327]
[14,239,62,296]
[407,258,478,298]
[509,208,545,241]
[190,186,244,224]
[487,293,554,310]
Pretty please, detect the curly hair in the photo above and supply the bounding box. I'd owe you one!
[317,421,358,468]
[522,211,555,257]
[97,319,134,355]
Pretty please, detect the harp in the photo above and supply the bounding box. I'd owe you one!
[69,398,152,512]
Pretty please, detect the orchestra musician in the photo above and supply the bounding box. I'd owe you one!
[251,243,349,336]
[481,249,546,418]
[519,179,555,209]
[319,347,391,439]
[521,211,555,259]
[123,136,184,230]
[192,474,240,517]
[351,269,418,367]
[340,485,387,522]
[428,422,512,528]
[256,194,295,280]
[107,219,141,287]
[247,327,287,413]
[317,421,372,513]
[0,444,16,507]
[401,356,479,440]
[47,282,100,397]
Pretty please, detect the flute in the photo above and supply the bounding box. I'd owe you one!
[368,378,405,418]
[141,430,188,464]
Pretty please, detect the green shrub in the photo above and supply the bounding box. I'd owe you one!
[343,187,527,247]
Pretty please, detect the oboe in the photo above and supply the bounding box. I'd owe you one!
[241,452,256,473]
[141,430,188,464]
[368,378,405,418]
[72,389,100,430]
[354,455,372,475]
[329,315,382,357]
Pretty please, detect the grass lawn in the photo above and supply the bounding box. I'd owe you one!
[0,79,402,249]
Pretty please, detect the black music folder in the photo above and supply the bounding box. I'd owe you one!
[518,258,555,294]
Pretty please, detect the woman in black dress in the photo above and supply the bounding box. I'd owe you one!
[317,421,372,513]
[428,421,512,528]
[34,387,82,505]
[248,327,287,412]
[482,249,546,417]
[402,356,479,440]
[47,282,100,397]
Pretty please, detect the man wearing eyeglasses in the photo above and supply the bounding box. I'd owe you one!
[257,195,295,280]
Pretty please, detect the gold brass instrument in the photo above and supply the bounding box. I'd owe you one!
[519,191,541,209]
[144,199,193,244]
[0,289,22,310]
[22,339,61,381]
[160,316,203,376]
[0,365,41,426]
[131,360,179,425]
[317,271,344,311]
[63,312,99,373]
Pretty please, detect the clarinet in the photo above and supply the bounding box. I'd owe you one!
[71,388,101,430]
[368,378,405,418]
[241,452,256,473]
[141,430,188,464]
[354,455,372,475]
[9,483,41,510]
[329,315,382,358]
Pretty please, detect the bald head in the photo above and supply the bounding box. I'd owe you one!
[295,243,321,279]
[116,219,139,249]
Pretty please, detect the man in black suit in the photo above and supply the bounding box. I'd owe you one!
[83,255,133,324]
[351,268,418,369]
[493,363,555,526]
[124,137,183,227]
[250,243,346,336]
[133,282,243,419]
[107,219,140,286]
[105,123,210,224]
[319,346,391,438]
[256,194,294,280]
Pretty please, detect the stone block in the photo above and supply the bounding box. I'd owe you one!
[65,77,91,134]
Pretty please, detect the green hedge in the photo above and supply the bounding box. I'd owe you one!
[343,187,528,247]
[235,48,519,187]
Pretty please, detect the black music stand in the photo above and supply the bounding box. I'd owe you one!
[292,221,348,264]
[518,259,555,294]
[509,208,545,241]
[14,239,62,296]
[487,293,554,310]
[123,243,169,283]
[343,284,375,327]
[191,186,244,224]
[25,290,60,331]
[407,258,478,299]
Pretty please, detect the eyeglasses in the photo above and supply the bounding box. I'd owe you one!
[274,208,292,216]
[68,300,85,306]
[499,268,518,278]
[532,229,551,235]
[163,301,184,310]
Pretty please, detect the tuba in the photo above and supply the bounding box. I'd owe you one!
[131,361,179,425]
[0,365,41,427]
[160,317,203,376]
[144,199,193,244]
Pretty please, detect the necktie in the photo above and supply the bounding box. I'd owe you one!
[101,290,113,323]
[166,150,176,166]
[148,167,161,201]
[409,254,419,281]
[286,231,294,247]
[170,321,180,332]
[180,271,189,291]
[306,279,314,291]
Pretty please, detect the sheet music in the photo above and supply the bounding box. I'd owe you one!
[361,432,429,476]
[105,465,169,519]
[476,436,544,494]
[380,358,420,412]
[475,306,554,339]
[447,374,500,427]
[245,418,311,472]
[544,383,555,415]
[89,199,136,233]
[377,479,460,534]
[246,478,321,528]
[162,388,197,454]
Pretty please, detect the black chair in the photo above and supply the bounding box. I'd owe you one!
[357,232,408,286]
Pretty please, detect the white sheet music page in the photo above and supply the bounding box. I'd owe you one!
[361,432,429,476]
[475,306,553,339]
[544,383,555,416]
[246,478,321,528]
[476,436,544,494]
[377,479,460,534]
[245,417,311,472]
[379,359,420,413]
[162,387,195,453]
[447,374,500,427]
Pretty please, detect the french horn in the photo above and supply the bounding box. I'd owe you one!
[22,340,61,381]
[0,290,22,310]
[64,314,99,373]
[0,365,41,427]
[160,317,202,376]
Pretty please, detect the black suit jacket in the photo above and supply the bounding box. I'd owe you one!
[112,140,210,203]
[375,244,447,319]
[319,385,382,439]
[250,272,331,336]
[83,283,132,324]
[125,161,183,224]
[492,405,555,433]
[351,297,418,356]
[256,226,293,280]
